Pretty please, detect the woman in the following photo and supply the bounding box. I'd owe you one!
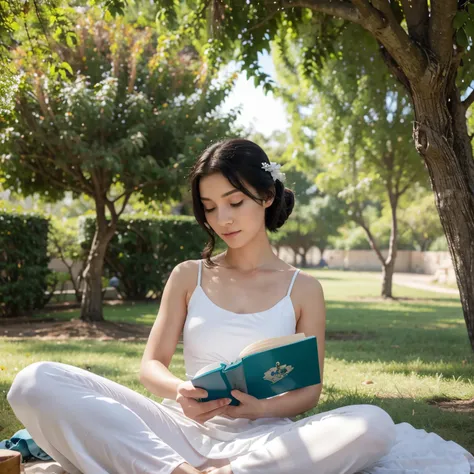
[9,139,466,474]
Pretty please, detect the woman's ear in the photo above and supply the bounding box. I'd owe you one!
[263,195,274,208]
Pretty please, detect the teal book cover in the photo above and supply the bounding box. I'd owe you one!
[192,335,320,406]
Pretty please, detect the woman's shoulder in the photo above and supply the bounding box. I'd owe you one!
[289,266,324,298]
[170,259,201,282]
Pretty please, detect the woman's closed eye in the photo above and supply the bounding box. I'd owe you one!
[204,201,243,213]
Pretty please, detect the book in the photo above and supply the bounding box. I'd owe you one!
[191,333,320,406]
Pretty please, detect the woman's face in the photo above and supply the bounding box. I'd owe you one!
[199,172,272,248]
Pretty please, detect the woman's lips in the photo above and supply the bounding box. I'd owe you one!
[222,231,241,238]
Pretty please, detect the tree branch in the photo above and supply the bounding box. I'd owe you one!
[117,193,131,218]
[111,178,165,203]
[352,205,386,265]
[429,0,457,67]
[351,0,427,83]
[462,89,474,110]
[400,0,429,46]
[281,0,362,24]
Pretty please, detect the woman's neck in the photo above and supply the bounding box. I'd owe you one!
[221,230,279,273]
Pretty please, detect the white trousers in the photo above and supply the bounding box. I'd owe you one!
[8,362,396,474]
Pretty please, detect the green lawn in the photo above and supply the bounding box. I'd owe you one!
[1,270,473,453]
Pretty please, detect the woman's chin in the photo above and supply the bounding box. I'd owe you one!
[222,232,246,248]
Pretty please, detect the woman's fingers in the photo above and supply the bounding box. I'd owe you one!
[196,398,232,413]
[177,381,208,400]
[196,403,231,424]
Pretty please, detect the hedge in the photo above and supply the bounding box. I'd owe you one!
[80,215,208,299]
[0,212,50,318]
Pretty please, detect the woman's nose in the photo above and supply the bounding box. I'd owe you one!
[217,207,234,226]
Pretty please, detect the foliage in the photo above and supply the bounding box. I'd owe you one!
[48,217,87,302]
[272,194,345,265]
[0,14,236,203]
[0,0,127,113]
[0,212,50,317]
[80,215,208,299]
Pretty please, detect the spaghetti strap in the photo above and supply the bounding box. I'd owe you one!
[197,260,203,287]
[287,269,300,297]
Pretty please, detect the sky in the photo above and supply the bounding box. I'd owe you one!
[219,52,289,137]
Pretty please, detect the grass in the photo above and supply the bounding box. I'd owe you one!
[1,270,473,453]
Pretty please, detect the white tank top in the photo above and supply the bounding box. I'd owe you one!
[182,260,300,379]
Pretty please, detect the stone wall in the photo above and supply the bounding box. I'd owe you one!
[277,248,455,282]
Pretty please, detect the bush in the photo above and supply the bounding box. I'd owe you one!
[48,217,87,302]
[429,235,449,251]
[81,215,208,299]
[0,212,50,317]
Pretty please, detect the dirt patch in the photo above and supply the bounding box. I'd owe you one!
[0,318,151,341]
[428,397,474,414]
[326,331,371,341]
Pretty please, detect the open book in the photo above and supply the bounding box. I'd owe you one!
[191,333,320,406]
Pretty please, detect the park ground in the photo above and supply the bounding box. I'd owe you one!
[0,270,473,454]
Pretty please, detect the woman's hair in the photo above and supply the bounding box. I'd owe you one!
[189,138,295,266]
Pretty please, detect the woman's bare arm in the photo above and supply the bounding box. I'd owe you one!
[139,261,195,400]
[259,272,326,418]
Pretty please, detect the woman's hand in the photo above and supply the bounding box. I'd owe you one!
[225,390,266,420]
[176,381,232,424]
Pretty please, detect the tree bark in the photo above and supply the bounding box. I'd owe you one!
[300,249,308,268]
[381,261,395,299]
[382,193,399,298]
[80,200,116,322]
[411,79,474,351]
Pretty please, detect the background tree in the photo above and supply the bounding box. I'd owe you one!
[274,25,426,297]
[0,0,128,113]
[397,187,445,253]
[0,13,236,321]
[273,194,345,267]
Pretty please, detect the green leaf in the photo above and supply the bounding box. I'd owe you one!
[453,11,469,30]
[468,4,474,17]
[456,27,469,48]
[61,62,73,75]
[464,19,474,40]
[66,33,75,48]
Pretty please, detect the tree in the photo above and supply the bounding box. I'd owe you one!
[0,0,128,113]
[274,25,426,297]
[398,189,445,252]
[0,14,236,321]
[273,195,345,267]
[154,1,474,349]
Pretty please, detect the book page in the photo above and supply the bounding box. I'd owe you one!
[238,333,306,359]
[193,361,224,378]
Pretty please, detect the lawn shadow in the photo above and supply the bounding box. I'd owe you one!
[324,299,472,379]
[301,388,474,455]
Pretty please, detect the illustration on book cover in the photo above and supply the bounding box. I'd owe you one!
[263,361,294,384]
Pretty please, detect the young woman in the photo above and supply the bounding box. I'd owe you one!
[8,139,396,474]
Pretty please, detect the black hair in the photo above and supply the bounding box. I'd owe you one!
[189,138,295,266]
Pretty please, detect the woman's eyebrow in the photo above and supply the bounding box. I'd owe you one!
[201,189,241,201]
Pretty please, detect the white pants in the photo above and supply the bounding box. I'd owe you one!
[8,362,396,474]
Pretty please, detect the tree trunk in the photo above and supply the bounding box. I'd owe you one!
[411,79,474,351]
[381,261,395,299]
[300,250,307,268]
[382,193,399,298]
[80,201,116,322]
[317,247,326,266]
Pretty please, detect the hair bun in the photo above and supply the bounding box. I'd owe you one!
[265,182,295,231]
[275,188,295,228]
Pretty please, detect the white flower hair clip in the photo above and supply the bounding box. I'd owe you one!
[261,162,286,183]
